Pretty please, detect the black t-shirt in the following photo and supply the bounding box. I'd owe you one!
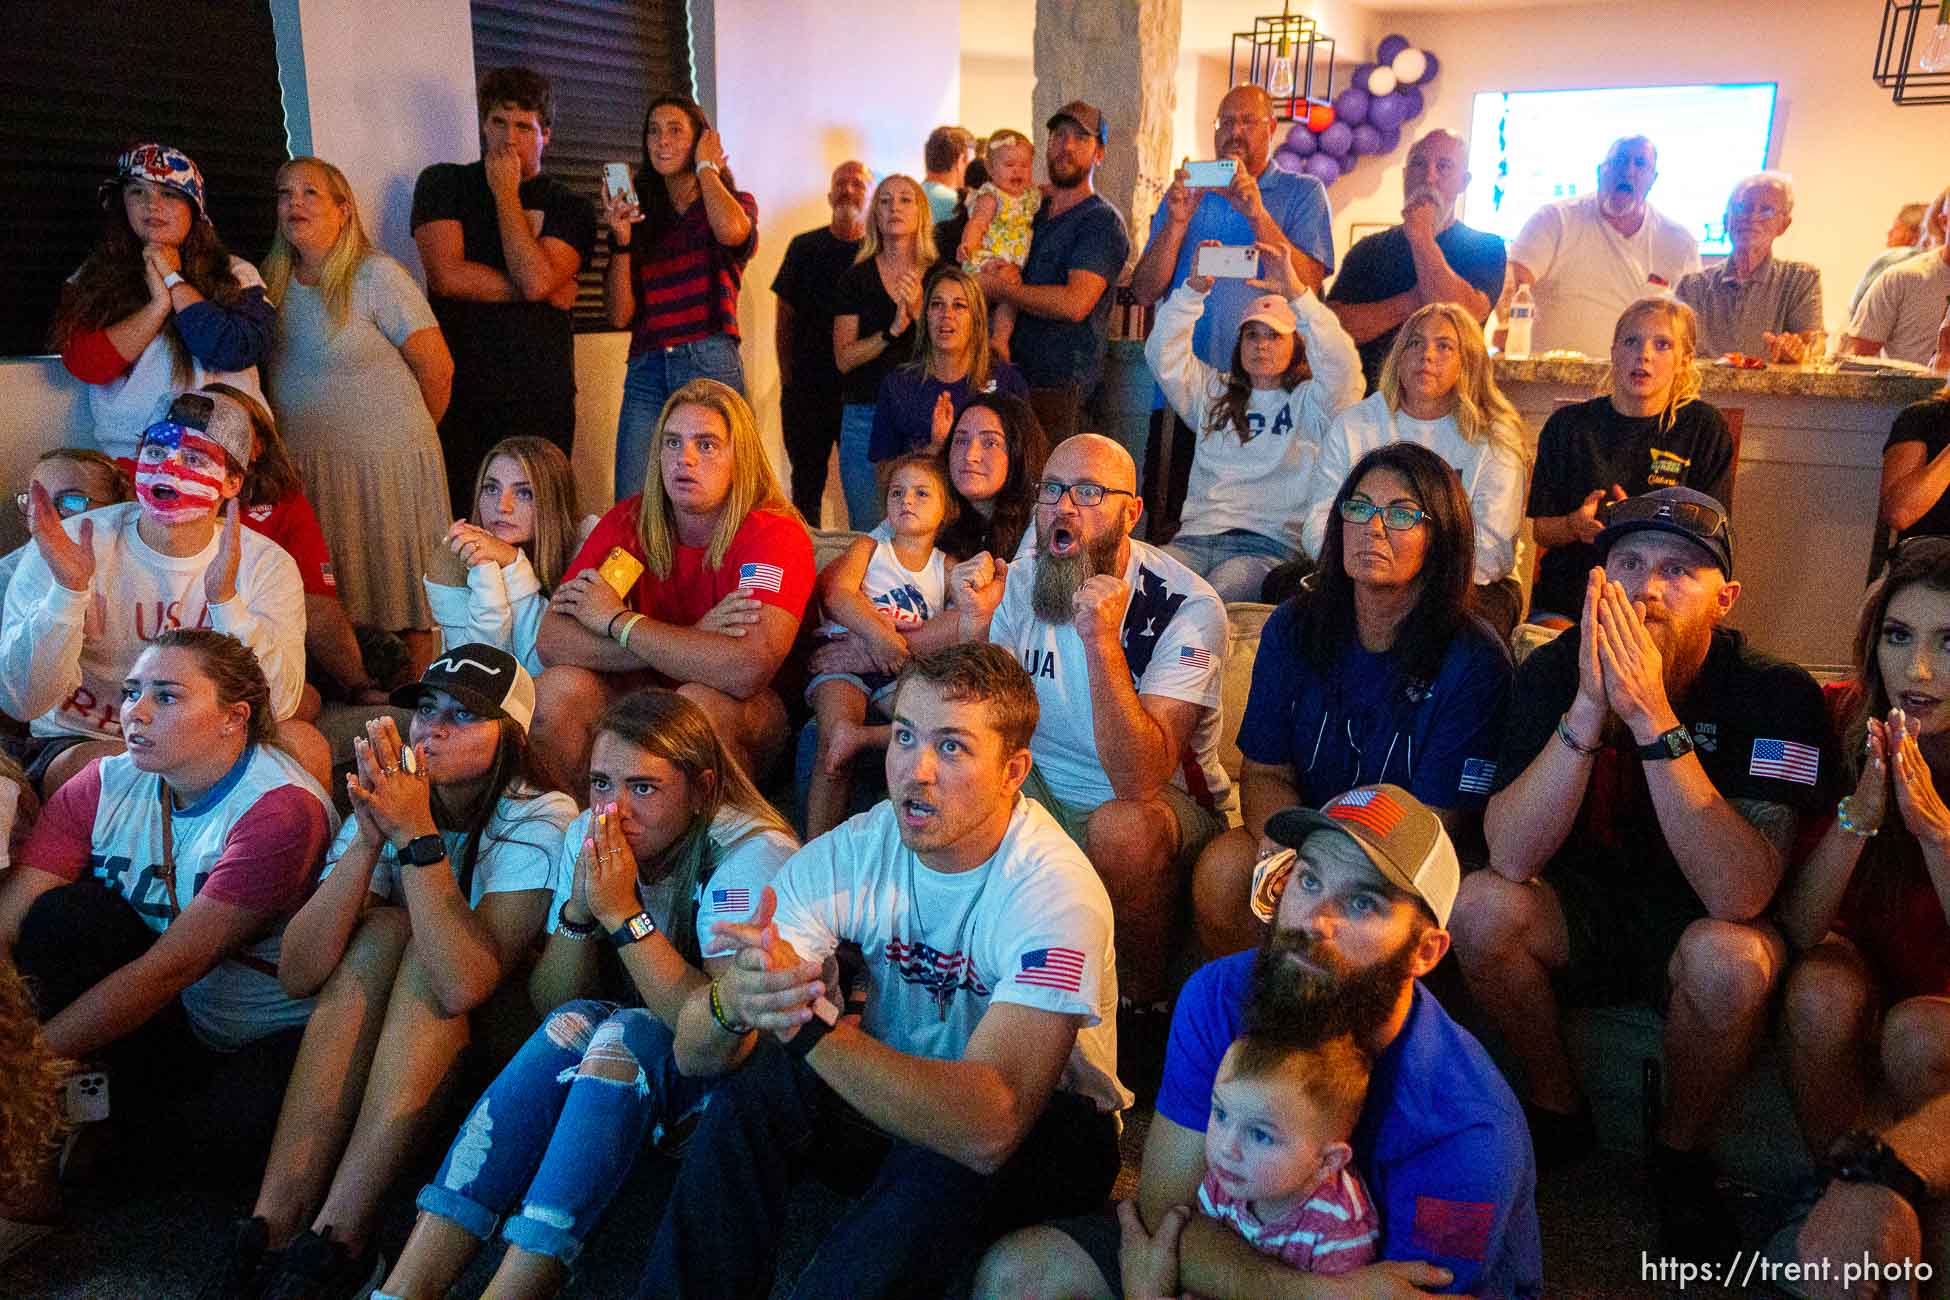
[771,226,862,398]
[410,161,598,417]
[833,259,924,407]
[1526,396,1735,618]
[1491,627,1832,905]
[1327,221,1507,393]
[1884,398,1950,541]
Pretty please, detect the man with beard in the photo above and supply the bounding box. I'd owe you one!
[772,159,871,520]
[634,643,1127,1298]
[953,433,1235,1090]
[976,101,1130,444]
[1508,135,1700,356]
[971,784,1542,1299]
[1452,488,1833,1259]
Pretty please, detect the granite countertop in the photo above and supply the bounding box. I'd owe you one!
[1494,356,1946,401]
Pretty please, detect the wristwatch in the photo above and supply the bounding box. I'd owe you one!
[608,910,658,949]
[1636,725,1695,762]
[397,833,446,867]
[162,271,185,290]
[785,1011,837,1060]
[696,159,720,175]
[1827,1130,1927,1207]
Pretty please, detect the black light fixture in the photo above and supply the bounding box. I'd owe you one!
[1229,1,1336,123]
[1873,0,1950,105]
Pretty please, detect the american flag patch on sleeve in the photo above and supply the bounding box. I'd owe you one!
[1178,644,1214,671]
[710,887,751,913]
[738,561,785,593]
[1749,738,1819,785]
[1016,947,1086,993]
[1458,757,1496,794]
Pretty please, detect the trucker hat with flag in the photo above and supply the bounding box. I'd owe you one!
[1254,783,1459,927]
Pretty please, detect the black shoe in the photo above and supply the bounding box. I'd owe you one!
[1117,1001,1172,1107]
[1650,1143,1740,1262]
[1523,1098,1598,1171]
[260,1227,384,1300]
[198,1216,275,1300]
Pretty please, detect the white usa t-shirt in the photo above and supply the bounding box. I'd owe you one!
[322,785,576,905]
[770,796,1130,1114]
[989,538,1239,825]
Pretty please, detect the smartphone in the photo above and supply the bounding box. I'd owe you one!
[1194,244,1260,279]
[65,1070,110,1124]
[598,546,646,598]
[603,161,639,208]
[1183,158,1239,189]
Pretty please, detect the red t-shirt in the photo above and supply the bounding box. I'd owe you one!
[568,498,814,630]
[243,493,337,597]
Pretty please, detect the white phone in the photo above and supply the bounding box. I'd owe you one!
[65,1069,110,1123]
[1194,244,1260,280]
[603,161,639,208]
[1183,158,1239,189]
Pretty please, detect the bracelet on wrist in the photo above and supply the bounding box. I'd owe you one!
[1556,713,1602,757]
[709,979,750,1035]
[1836,795,1880,838]
[605,609,628,639]
[555,904,600,940]
[614,612,646,648]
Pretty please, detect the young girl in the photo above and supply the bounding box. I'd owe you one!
[956,129,1040,361]
[377,689,798,1299]
[218,646,576,1300]
[805,453,955,835]
[426,435,586,676]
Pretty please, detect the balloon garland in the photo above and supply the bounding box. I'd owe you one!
[1272,32,1440,186]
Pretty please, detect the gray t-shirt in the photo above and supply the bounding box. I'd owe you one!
[1849,250,1950,365]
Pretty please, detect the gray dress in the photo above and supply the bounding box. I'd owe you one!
[265,255,449,629]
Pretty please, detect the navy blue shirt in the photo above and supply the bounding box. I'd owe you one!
[1011,194,1130,391]
[1159,955,1543,1297]
[868,361,1029,462]
[1327,221,1507,393]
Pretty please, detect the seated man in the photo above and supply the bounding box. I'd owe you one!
[1849,230,1950,370]
[973,784,1542,1299]
[1451,488,1833,1258]
[1675,172,1823,361]
[1796,1094,1950,1300]
[635,643,1128,1298]
[953,433,1236,1080]
[0,391,329,795]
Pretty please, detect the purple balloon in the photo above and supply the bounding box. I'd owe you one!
[1377,125,1402,154]
[1368,92,1410,132]
[1302,153,1343,185]
[1332,85,1371,126]
[1318,121,1354,158]
[1415,51,1440,85]
[1397,85,1425,118]
[1351,123,1383,156]
[1285,125,1319,157]
[1271,144,1305,174]
[1376,33,1411,64]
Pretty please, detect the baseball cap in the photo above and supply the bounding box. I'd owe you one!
[1046,100,1108,145]
[102,142,208,221]
[1256,784,1460,927]
[391,644,536,734]
[1240,293,1298,336]
[1596,486,1733,578]
[144,391,255,471]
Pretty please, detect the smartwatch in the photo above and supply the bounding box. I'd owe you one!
[1636,725,1695,762]
[397,833,446,867]
[162,271,185,290]
[609,911,657,949]
[1828,1130,1927,1207]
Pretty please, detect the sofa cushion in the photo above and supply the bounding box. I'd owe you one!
[1219,601,1274,779]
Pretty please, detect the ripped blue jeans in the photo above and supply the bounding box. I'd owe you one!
[416,999,713,1263]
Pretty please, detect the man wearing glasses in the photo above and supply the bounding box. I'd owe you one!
[1,449,131,609]
[1676,173,1824,362]
[951,433,1235,1097]
[1449,488,1834,1263]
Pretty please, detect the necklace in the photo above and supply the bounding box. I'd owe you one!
[904,817,1004,1022]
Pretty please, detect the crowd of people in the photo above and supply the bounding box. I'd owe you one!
[0,62,1947,1300]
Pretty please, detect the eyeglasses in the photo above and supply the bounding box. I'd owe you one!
[15,490,97,519]
[1214,115,1271,132]
[1035,479,1136,508]
[1890,534,1950,564]
[1728,202,1783,220]
[1339,499,1428,531]
[1605,494,1729,545]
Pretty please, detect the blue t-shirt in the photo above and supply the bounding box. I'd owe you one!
[1012,194,1131,391]
[867,361,1030,463]
[1236,598,1512,811]
[1158,954,1542,1298]
[1147,167,1336,408]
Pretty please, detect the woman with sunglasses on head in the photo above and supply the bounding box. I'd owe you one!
[0,450,132,611]
[1192,443,1512,957]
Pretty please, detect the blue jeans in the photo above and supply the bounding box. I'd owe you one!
[838,402,883,531]
[615,335,746,502]
[1164,529,1297,603]
[416,1000,712,1264]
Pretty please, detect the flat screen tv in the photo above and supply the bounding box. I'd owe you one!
[1463,83,1779,257]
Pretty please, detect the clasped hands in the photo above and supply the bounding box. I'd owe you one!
[1849,705,1950,855]
[707,886,835,1043]
[1568,567,1678,746]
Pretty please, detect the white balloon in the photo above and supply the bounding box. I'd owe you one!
[1391,48,1428,84]
[1366,66,1398,97]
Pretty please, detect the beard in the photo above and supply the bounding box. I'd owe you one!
[1047,156,1086,189]
[1244,924,1421,1049]
[831,201,864,227]
[1031,522,1124,623]
[1644,610,1715,703]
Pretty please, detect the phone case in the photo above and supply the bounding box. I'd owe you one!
[65,1070,110,1123]
[1184,159,1238,188]
[598,546,646,598]
[1194,245,1260,279]
[603,163,639,207]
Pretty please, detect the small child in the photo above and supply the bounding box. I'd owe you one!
[805,453,956,836]
[1199,1030,1379,1279]
[957,129,1039,361]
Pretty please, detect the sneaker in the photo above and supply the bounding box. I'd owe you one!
[198,1216,275,1300]
[1117,1001,1172,1107]
[260,1227,385,1300]
[1649,1143,1740,1262]
[1523,1098,1598,1171]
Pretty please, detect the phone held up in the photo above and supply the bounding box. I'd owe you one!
[603,162,640,209]
[1183,158,1239,189]
[1194,244,1260,280]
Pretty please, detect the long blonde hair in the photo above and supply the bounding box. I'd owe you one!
[1378,302,1526,463]
[1598,296,1702,434]
[634,380,801,577]
[260,156,376,329]
[913,266,993,390]
[472,437,581,591]
[853,174,939,269]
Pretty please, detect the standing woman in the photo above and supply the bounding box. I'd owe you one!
[868,267,1028,467]
[53,143,274,462]
[833,174,937,529]
[260,155,456,676]
[605,94,758,505]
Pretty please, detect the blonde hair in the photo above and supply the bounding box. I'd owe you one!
[634,380,801,577]
[0,960,67,1202]
[985,129,1033,168]
[914,266,993,390]
[472,437,581,591]
[1599,296,1702,433]
[260,157,377,329]
[1378,302,1526,463]
[853,174,939,269]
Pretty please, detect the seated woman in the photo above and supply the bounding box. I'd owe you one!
[1527,296,1732,626]
[1878,376,1950,550]
[426,435,587,676]
[378,689,798,1299]
[534,379,813,788]
[868,267,1028,466]
[0,448,131,610]
[1193,443,1512,957]
[0,630,335,1246]
[1780,537,1950,1189]
[1147,238,1363,602]
[1304,303,1529,637]
[225,646,576,1298]
[934,392,1049,564]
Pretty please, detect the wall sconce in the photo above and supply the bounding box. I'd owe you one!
[1873,0,1950,104]
[1229,1,1337,123]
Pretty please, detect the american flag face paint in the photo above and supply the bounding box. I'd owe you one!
[135,421,230,524]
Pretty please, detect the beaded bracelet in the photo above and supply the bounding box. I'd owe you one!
[1556,713,1601,757]
[1836,795,1879,838]
[709,979,750,1035]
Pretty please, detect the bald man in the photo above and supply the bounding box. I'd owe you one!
[951,434,1237,1092]
[1328,129,1508,392]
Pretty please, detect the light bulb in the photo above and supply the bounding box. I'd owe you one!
[1268,36,1297,100]
[1920,0,1950,73]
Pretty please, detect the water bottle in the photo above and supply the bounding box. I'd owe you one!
[1504,284,1536,359]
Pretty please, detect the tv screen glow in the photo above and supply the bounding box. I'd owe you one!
[1463,83,1778,257]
